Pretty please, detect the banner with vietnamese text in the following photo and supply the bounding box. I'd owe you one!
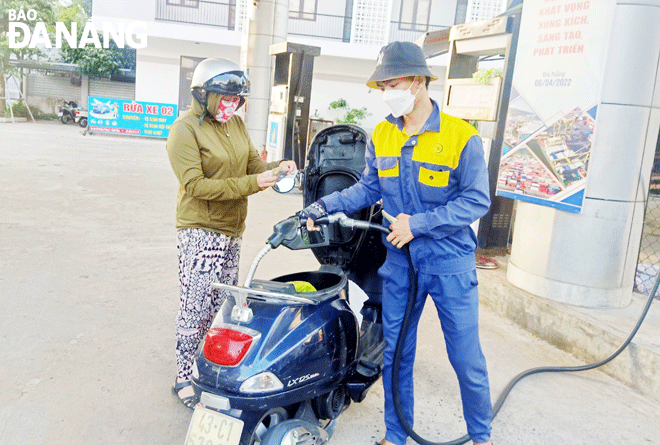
[87,96,177,138]
[496,0,615,213]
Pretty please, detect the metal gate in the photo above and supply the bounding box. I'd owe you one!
[635,131,660,298]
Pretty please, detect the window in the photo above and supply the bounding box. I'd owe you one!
[289,0,317,20]
[466,0,507,22]
[351,0,390,45]
[399,0,431,31]
[166,0,200,7]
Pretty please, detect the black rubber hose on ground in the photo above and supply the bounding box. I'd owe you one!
[391,244,659,445]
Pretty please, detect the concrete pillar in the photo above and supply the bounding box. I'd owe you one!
[240,0,288,151]
[507,1,660,308]
[81,75,89,109]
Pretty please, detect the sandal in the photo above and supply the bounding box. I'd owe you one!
[172,379,199,410]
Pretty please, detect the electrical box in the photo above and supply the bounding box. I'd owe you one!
[270,85,288,114]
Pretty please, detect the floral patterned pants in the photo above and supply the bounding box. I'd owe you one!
[175,228,241,379]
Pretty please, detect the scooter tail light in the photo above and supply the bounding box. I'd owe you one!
[203,327,256,366]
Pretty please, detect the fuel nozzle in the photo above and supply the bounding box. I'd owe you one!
[267,215,300,248]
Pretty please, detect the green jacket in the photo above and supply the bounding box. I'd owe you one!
[166,102,279,237]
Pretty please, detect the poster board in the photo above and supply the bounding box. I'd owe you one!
[496,0,615,213]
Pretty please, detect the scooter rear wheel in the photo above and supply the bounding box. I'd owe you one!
[260,419,329,445]
[242,407,288,445]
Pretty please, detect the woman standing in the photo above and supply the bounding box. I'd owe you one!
[166,58,296,408]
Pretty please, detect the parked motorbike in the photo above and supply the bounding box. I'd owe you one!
[186,125,388,445]
[57,100,78,124]
[74,107,88,127]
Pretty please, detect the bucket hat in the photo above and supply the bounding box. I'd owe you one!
[366,41,438,89]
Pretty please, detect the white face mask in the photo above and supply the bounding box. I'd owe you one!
[382,82,419,117]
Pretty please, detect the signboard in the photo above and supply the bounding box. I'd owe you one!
[496,0,615,213]
[266,113,286,162]
[87,96,177,138]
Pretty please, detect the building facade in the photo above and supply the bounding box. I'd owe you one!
[90,0,506,137]
[465,0,507,22]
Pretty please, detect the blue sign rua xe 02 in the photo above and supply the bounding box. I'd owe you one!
[87,96,177,138]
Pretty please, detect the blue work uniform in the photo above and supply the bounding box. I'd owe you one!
[321,100,492,444]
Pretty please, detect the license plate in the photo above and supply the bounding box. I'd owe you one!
[58,112,63,117]
[184,406,244,445]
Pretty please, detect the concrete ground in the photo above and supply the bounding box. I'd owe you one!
[1,121,659,445]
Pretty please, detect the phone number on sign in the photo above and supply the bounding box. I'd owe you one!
[535,78,572,87]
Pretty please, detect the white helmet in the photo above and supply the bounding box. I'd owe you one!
[191,58,250,105]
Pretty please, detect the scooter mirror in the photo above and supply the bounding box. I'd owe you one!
[273,175,295,193]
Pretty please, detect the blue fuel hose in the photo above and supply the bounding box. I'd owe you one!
[390,244,659,445]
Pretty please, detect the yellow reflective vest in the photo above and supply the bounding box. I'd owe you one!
[322,101,490,274]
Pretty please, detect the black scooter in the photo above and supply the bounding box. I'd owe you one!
[185,125,389,445]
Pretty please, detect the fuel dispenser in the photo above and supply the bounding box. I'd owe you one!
[266,42,321,169]
[419,12,521,252]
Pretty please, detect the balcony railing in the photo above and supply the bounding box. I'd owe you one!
[288,13,349,42]
[155,0,237,30]
[287,14,449,45]
[155,2,449,45]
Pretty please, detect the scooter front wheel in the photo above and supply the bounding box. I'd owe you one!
[260,419,330,445]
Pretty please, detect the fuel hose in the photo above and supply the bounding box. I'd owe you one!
[390,244,659,445]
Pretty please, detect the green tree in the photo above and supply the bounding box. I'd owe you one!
[0,0,124,117]
[1,0,56,117]
[56,0,121,78]
[328,98,371,125]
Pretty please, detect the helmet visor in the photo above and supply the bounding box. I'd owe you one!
[204,71,250,96]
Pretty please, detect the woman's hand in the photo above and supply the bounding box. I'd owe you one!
[257,171,278,190]
[279,160,297,174]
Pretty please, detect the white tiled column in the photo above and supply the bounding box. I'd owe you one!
[507,1,660,308]
[241,0,289,151]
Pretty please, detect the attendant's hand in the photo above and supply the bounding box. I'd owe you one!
[386,213,414,248]
[299,201,327,232]
[279,160,297,174]
[257,170,278,190]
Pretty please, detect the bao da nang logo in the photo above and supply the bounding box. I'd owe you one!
[7,8,147,49]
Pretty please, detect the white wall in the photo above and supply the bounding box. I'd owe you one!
[316,0,349,16]
[135,57,180,104]
[93,0,242,47]
[135,37,241,104]
[389,0,458,27]
[93,0,155,22]
[310,63,447,134]
[430,0,461,25]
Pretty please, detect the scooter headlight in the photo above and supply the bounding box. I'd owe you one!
[240,372,283,394]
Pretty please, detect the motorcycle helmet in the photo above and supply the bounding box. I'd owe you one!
[190,58,250,122]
